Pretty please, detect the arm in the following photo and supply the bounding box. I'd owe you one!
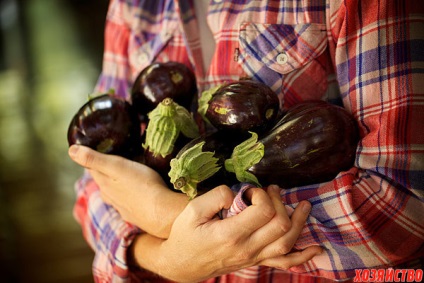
[71,145,322,282]
[128,185,322,283]
[71,144,189,238]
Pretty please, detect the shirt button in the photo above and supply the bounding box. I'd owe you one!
[276,52,288,64]
[138,52,149,65]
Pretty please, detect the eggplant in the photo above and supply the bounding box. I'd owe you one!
[67,94,142,159]
[144,134,192,185]
[204,80,280,134]
[142,98,200,183]
[169,131,250,199]
[131,62,197,121]
[225,100,359,188]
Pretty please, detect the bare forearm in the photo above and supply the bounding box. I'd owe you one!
[149,188,189,238]
[128,233,165,276]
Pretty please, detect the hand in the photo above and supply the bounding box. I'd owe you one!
[68,145,189,238]
[131,185,322,282]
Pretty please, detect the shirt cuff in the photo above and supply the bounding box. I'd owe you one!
[221,183,256,218]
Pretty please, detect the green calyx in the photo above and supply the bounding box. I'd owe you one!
[143,98,200,158]
[224,132,264,187]
[169,141,221,199]
[198,85,223,124]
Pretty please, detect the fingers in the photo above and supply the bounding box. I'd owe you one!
[267,185,291,231]
[222,187,277,238]
[259,245,323,270]
[256,200,312,260]
[280,201,311,245]
[69,144,162,184]
[183,185,235,225]
[68,145,123,177]
[255,190,323,268]
[247,185,291,249]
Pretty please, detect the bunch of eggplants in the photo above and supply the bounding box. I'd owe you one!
[169,82,360,199]
[68,61,360,199]
[67,62,199,184]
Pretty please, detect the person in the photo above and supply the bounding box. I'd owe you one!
[68,0,424,282]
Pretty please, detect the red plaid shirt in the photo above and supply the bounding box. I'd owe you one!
[73,0,424,282]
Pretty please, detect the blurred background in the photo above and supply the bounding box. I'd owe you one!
[0,0,109,282]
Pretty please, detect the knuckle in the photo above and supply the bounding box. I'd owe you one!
[276,243,292,255]
[184,201,202,219]
[234,248,255,263]
[215,185,233,203]
[260,204,276,221]
[79,148,96,168]
[223,234,241,247]
[277,218,292,233]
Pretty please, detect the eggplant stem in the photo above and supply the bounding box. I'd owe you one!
[169,141,221,199]
[198,85,222,124]
[143,98,199,157]
[224,132,264,187]
[174,104,200,138]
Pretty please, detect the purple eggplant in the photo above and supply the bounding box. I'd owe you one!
[144,134,192,185]
[131,62,197,121]
[142,98,200,184]
[67,94,142,159]
[225,100,360,188]
[204,80,280,134]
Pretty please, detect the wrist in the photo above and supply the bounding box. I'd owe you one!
[130,233,170,278]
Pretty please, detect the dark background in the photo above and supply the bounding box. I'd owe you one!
[0,0,109,282]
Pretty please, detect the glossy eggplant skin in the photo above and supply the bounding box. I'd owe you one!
[144,135,192,186]
[131,62,197,120]
[249,100,359,188]
[205,80,280,134]
[67,94,142,159]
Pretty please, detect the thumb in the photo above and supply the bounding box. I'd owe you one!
[69,144,121,175]
[68,144,102,170]
[183,185,235,224]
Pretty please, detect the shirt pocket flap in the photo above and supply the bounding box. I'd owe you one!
[239,22,327,74]
[129,27,176,75]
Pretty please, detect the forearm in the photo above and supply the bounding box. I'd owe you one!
[92,169,190,239]
[128,233,165,277]
[148,187,190,238]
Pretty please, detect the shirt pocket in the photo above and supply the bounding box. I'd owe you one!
[238,22,327,75]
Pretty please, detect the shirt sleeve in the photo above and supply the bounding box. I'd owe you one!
[226,1,424,280]
[73,171,143,282]
[94,0,134,99]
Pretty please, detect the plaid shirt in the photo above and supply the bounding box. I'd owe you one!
[73,0,424,282]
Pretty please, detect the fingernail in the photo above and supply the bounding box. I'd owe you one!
[68,145,80,158]
[302,201,311,213]
[268,184,280,193]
